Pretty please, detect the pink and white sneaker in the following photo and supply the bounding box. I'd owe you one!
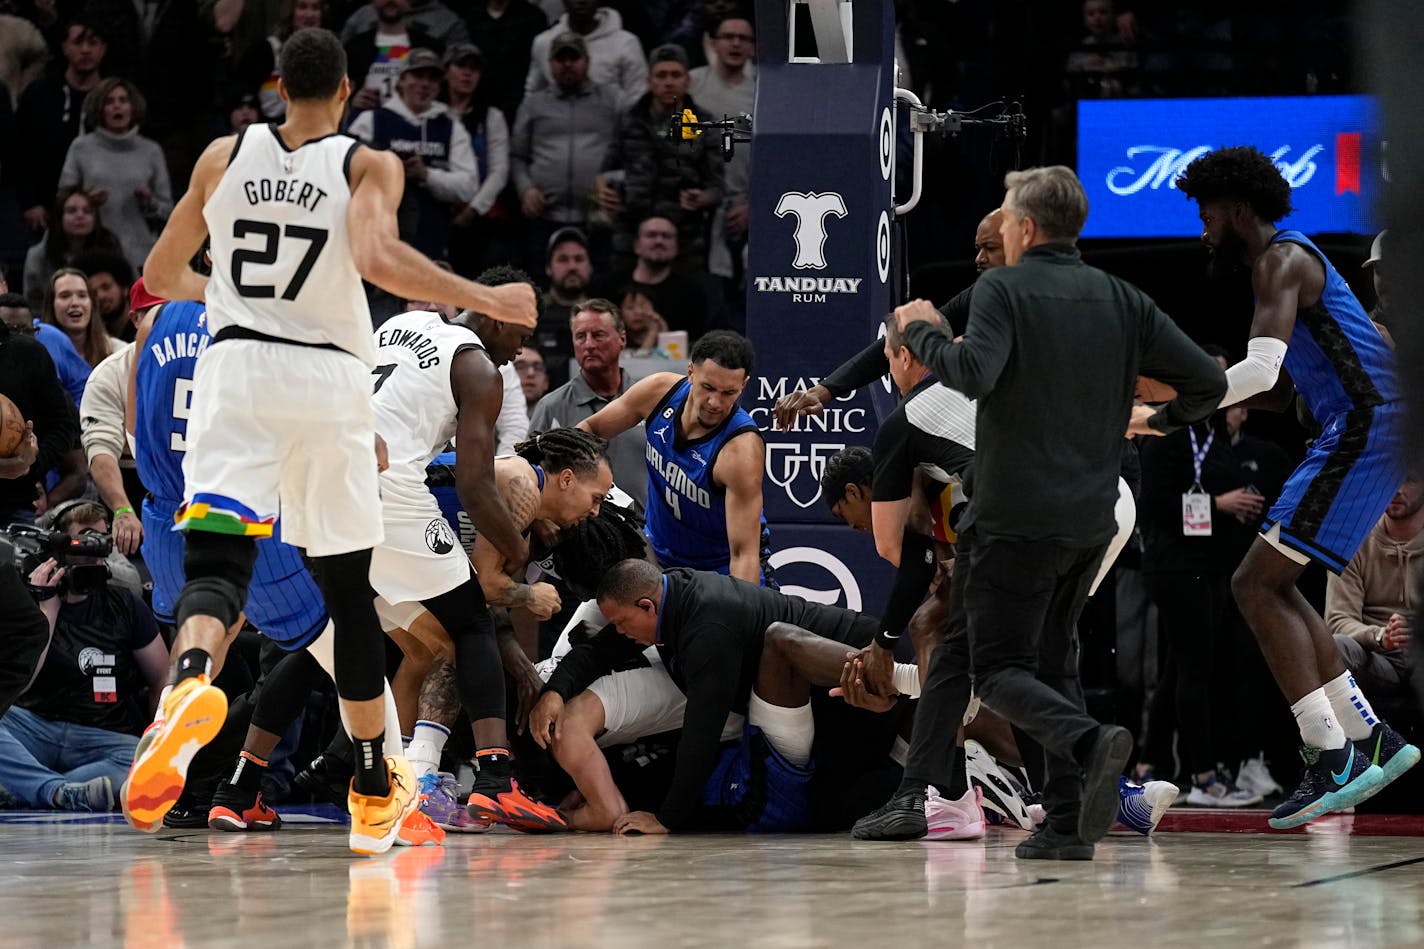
[924,785,986,840]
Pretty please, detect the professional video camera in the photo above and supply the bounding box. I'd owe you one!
[2,523,114,598]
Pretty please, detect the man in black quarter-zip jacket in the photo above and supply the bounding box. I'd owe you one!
[854,165,1225,860]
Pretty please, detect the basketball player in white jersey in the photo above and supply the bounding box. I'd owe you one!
[365,265,577,831]
[128,27,536,855]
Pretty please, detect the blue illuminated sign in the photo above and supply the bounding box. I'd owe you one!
[1077,96,1379,238]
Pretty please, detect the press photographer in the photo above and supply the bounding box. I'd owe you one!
[0,502,167,811]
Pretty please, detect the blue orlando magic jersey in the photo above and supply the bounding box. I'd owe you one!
[644,379,760,573]
[135,300,326,645]
[134,301,210,501]
[1269,230,1398,421]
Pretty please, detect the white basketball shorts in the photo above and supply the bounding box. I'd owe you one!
[178,339,383,557]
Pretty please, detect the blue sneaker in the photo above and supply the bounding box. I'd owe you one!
[1354,722,1421,789]
[1268,744,1385,830]
[1116,776,1177,835]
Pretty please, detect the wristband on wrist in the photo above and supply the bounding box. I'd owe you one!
[874,630,898,651]
[113,506,135,517]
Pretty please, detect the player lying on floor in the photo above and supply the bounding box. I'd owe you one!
[531,558,929,834]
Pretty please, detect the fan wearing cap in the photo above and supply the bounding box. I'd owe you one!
[226,92,262,135]
[344,0,448,113]
[442,44,512,276]
[597,44,723,272]
[526,1,647,105]
[1362,230,1393,344]
[348,48,479,261]
[76,278,164,555]
[510,32,622,271]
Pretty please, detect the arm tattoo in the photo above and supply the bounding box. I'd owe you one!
[501,468,542,532]
[416,658,462,727]
[481,468,543,608]
[490,581,535,609]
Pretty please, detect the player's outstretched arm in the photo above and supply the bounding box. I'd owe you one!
[577,371,682,440]
[1211,247,1303,412]
[144,137,233,303]
[716,432,766,585]
[347,148,535,328]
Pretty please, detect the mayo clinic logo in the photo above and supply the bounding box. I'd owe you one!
[764,441,848,510]
[769,546,863,612]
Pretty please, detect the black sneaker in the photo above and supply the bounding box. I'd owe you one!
[1354,722,1421,789]
[161,803,210,829]
[1077,724,1133,844]
[1015,825,1094,860]
[208,783,282,832]
[1269,744,1384,830]
[851,787,928,840]
[295,754,352,808]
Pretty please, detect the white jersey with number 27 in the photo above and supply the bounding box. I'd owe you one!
[203,123,375,365]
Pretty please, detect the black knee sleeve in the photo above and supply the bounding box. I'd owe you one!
[250,648,324,735]
[422,577,506,723]
[177,532,258,630]
[307,549,385,703]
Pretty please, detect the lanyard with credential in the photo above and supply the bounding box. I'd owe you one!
[1183,427,1215,536]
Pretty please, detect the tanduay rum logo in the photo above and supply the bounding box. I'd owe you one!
[754,191,862,302]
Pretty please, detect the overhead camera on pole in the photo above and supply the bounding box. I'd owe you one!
[672,98,1027,214]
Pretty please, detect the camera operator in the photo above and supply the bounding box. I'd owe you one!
[0,502,167,810]
[0,538,51,720]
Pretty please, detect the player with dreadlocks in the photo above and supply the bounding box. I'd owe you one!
[259,429,621,834]
[390,428,614,830]
[1173,145,1418,829]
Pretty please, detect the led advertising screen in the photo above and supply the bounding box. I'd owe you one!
[1077,96,1380,238]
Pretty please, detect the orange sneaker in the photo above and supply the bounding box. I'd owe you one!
[123,676,227,830]
[349,756,419,856]
[466,774,569,833]
[121,721,162,833]
[395,806,446,847]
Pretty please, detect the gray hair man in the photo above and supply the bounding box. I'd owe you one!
[854,165,1227,860]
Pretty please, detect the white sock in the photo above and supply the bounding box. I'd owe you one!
[1322,671,1377,742]
[382,684,402,760]
[747,693,813,768]
[406,720,450,778]
[892,662,921,698]
[1290,688,1347,750]
[153,685,173,725]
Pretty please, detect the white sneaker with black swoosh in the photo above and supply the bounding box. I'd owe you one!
[964,739,1036,831]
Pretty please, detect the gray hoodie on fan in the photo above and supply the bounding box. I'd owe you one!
[525,7,647,106]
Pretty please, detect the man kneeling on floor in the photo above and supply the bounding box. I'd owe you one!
[528,558,955,835]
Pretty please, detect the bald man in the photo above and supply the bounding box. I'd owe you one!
[772,209,1004,429]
